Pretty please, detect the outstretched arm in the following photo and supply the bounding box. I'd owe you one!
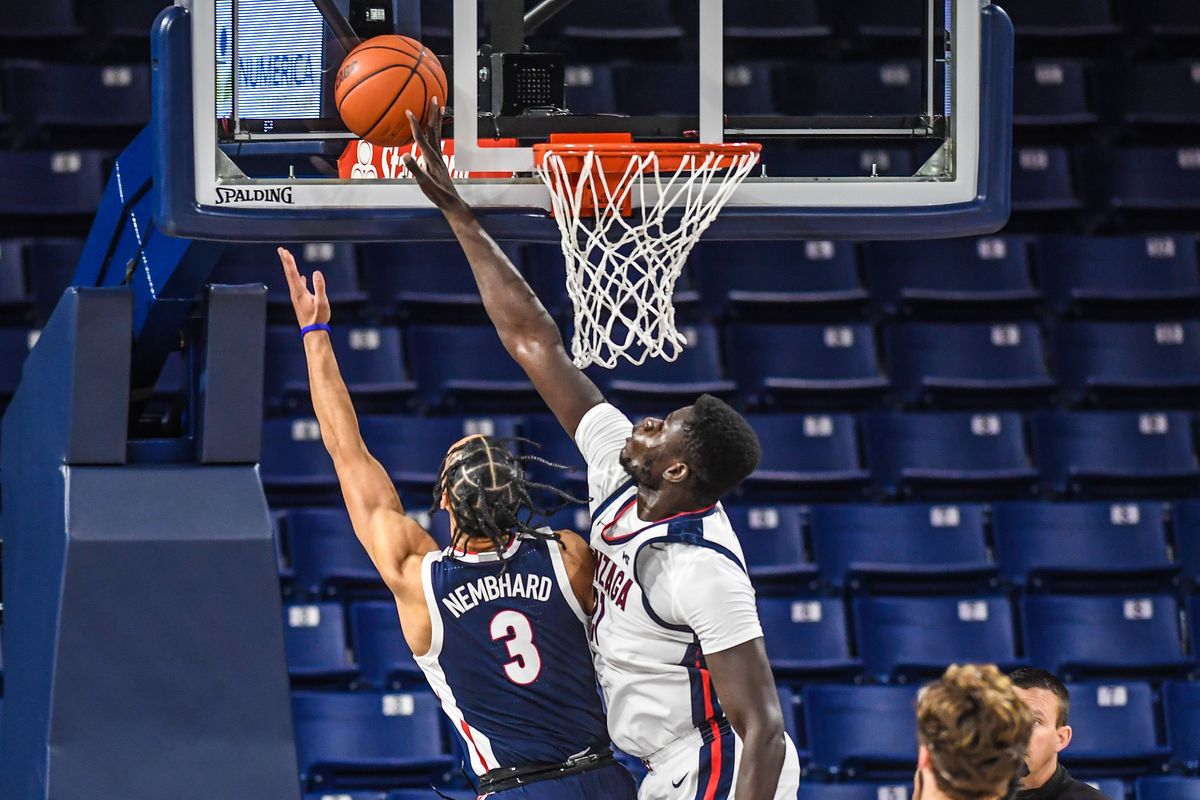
[279,247,437,598]
[402,102,604,437]
[706,639,788,799]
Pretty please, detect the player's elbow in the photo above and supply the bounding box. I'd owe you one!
[509,329,566,365]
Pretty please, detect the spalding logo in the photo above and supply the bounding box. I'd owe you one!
[335,60,359,90]
[214,187,295,205]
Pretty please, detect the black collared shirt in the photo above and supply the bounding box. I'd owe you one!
[1018,765,1110,800]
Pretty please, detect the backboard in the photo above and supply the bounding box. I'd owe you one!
[157,0,1014,242]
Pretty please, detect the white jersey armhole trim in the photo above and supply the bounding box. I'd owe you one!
[546,539,589,625]
[415,548,446,663]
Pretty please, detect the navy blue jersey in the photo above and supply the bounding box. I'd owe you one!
[414,534,609,775]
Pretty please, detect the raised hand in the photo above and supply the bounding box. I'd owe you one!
[403,98,470,218]
[278,246,330,328]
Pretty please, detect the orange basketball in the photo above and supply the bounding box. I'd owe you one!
[334,35,448,148]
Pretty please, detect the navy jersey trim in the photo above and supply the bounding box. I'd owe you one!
[591,479,637,523]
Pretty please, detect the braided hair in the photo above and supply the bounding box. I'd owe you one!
[430,435,585,565]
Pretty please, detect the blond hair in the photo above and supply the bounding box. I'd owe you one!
[917,664,1034,800]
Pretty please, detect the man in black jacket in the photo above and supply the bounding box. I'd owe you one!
[1009,668,1109,800]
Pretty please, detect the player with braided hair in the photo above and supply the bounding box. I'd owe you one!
[278,248,637,799]
[915,664,1035,800]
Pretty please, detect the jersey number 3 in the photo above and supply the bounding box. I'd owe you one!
[490,610,542,685]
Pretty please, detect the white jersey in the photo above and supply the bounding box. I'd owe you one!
[575,403,766,759]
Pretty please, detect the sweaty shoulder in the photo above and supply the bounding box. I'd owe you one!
[573,403,634,508]
[555,529,596,615]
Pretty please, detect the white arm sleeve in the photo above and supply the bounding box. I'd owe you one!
[643,545,764,656]
[574,403,635,511]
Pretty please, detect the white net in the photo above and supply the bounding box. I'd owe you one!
[534,146,760,369]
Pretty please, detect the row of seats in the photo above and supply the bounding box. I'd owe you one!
[276,500,1200,599]
[281,592,1200,687]
[284,681,1200,790]
[4,234,1196,325]
[3,145,1196,217]
[261,410,1200,500]
[248,319,1200,412]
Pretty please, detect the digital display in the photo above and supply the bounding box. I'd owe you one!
[215,0,326,120]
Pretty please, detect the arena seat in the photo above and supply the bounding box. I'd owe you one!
[357,415,523,487]
[722,1,829,40]
[835,0,922,39]
[282,602,359,685]
[0,0,81,38]
[756,597,861,680]
[0,241,26,311]
[25,236,84,322]
[853,595,1021,682]
[692,240,868,321]
[1058,681,1169,775]
[388,792,475,800]
[883,322,1054,408]
[80,0,171,40]
[803,684,920,777]
[1105,148,1200,211]
[759,145,914,179]
[744,413,871,499]
[1117,64,1200,127]
[211,243,366,310]
[3,62,150,134]
[1034,235,1200,318]
[1013,61,1096,127]
[1176,500,1200,590]
[1011,147,1082,211]
[0,150,108,216]
[304,792,387,800]
[405,326,536,410]
[864,412,1036,499]
[350,601,422,691]
[0,329,36,398]
[264,325,416,411]
[615,62,777,116]
[358,242,502,322]
[775,62,922,116]
[563,64,617,115]
[799,784,912,800]
[999,0,1120,38]
[723,504,816,592]
[1052,321,1200,407]
[513,414,587,492]
[1163,682,1200,770]
[725,323,889,410]
[1086,780,1128,800]
[287,508,387,600]
[558,0,683,40]
[291,690,453,788]
[1031,411,1200,497]
[1134,777,1200,800]
[991,501,1177,591]
[598,324,736,408]
[1022,595,1190,679]
[260,418,338,494]
[862,236,1037,320]
[777,685,803,750]
[807,503,993,593]
[1137,0,1200,38]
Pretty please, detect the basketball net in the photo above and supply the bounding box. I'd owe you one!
[533,140,760,369]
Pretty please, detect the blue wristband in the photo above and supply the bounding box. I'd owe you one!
[301,322,331,338]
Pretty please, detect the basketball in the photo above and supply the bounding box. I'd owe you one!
[334,35,448,148]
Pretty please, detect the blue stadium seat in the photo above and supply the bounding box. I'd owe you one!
[287,509,387,600]
[0,329,36,397]
[211,243,365,309]
[26,237,84,322]
[744,414,870,499]
[405,326,536,410]
[616,63,776,116]
[691,240,869,321]
[388,792,475,800]
[1164,682,1200,770]
[4,62,150,133]
[1105,148,1200,211]
[1052,321,1200,407]
[0,150,107,215]
[358,415,522,488]
[723,504,816,592]
[864,412,1036,499]
[1031,411,1200,497]
[884,323,1054,408]
[1000,0,1120,37]
[835,0,922,39]
[1022,595,1190,679]
[519,414,587,491]
[563,64,617,115]
[1191,596,1200,667]
[808,503,994,593]
[1059,682,1169,774]
[282,602,358,684]
[1138,0,1200,37]
[1087,780,1128,800]
[0,240,30,311]
[1011,147,1082,211]
[596,324,736,408]
[558,0,683,39]
[799,785,913,800]
[777,685,802,751]
[863,236,1037,319]
[1174,500,1200,588]
[724,1,829,39]
[292,690,453,788]
[776,62,922,116]
[853,596,1020,681]
[358,242,510,322]
[1118,64,1200,127]
[803,685,919,777]
[991,502,1177,591]
[304,793,387,800]
[726,324,889,410]
[81,0,172,39]
[264,325,416,411]
[1135,778,1200,800]
[756,597,861,680]
[350,602,422,690]
[260,418,337,494]
[0,0,81,37]
[1034,235,1200,317]
[1014,61,1096,127]
[760,145,914,179]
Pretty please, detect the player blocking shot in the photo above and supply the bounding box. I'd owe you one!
[403,103,801,800]
[277,248,638,799]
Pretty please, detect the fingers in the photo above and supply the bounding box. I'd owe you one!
[406,108,425,152]
[312,270,327,303]
[278,246,301,287]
